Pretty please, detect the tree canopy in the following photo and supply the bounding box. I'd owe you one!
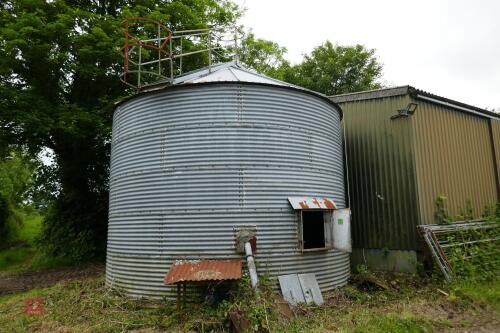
[0,150,36,245]
[237,39,384,95]
[0,0,240,260]
[283,41,383,95]
[238,32,289,80]
[0,1,383,261]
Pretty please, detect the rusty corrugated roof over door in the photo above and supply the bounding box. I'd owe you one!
[164,260,242,284]
[288,197,337,210]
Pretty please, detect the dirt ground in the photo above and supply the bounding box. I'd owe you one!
[0,264,104,296]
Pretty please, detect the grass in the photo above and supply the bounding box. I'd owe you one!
[27,254,76,271]
[0,247,37,272]
[0,272,498,333]
[0,277,176,332]
[17,213,43,243]
[0,213,42,272]
[283,309,442,333]
[272,285,449,333]
[449,278,500,311]
[272,274,500,333]
[0,213,74,272]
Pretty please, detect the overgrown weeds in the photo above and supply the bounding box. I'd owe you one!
[173,272,280,332]
[1,269,498,332]
[433,198,499,281]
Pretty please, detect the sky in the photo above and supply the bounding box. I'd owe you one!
[235,0,500,110]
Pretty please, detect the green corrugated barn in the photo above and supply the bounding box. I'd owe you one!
[330,86,500,271]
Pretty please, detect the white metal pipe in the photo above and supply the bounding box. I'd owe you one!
[244,242,258,289]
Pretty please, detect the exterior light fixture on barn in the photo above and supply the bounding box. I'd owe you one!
[330,86,500,272]
[106,61,350,298]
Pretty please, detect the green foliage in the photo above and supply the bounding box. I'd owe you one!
[0,151,35,206]
[353,264,372,275]
[0,150,37,245]
[0,195,8,235]
[482,202,499,219]
[239,32,290,80]
[0,246,35,272]
[1,208,76,271]
[434,195,450,224]
[463,198,474,220]
[0,212,43,271]
[17,211,43,243]
[445,218,499,281]
[282,41,383,95]
[450,277,500,311]
[1,0,384,262]
[225,273,277,332]
[28,253,75,271]
[433,197,500,281]
[0,208,23,250]
[0,0,240,261]
[173,272,278,332]
[238,37,383,95]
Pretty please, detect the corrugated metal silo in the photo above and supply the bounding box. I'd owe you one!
[106,62,349,298]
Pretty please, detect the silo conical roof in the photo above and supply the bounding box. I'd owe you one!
[170,61,315,92]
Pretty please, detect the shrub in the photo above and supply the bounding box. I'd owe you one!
[0,195,9,240]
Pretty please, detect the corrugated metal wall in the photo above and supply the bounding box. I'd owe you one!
[107,83,350,299]
[340,96,420,251]
[413,100,499,224]
[490,119,500,193]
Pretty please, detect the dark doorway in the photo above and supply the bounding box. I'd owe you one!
[302,211,326,249]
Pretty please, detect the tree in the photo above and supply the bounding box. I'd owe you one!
[238,32,290,80]
[283,41,383,95]
[0,151,35,208]
[0,0,240,260]
[0,150,36,245]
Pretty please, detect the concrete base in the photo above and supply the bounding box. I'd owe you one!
[351,248,417,273]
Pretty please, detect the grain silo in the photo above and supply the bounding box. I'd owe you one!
[106,62,350,298]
